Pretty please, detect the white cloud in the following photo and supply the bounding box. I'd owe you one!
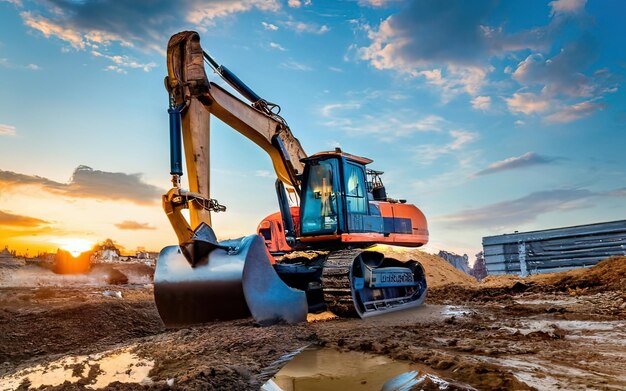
[321,101,447,141]
[357,1,547,72]
[284,20,329,34]
[280,60,312,71]
[84,30,132,47]
[437,188,602,228]
[473,152,558,177]
[20,1,282,56]
[0,165,163,205]
[417,66,491,100]
[1,0,22,6]
[321,102,361,117]
[287,0,313,7]
[92,50,156,72]
[187,0,281,28]
[0,57,41,71]
[357,0,398,7]
[21,12,135,50]
[512,38,608,99]
[262,22,278,31]
[20,11,158,74]
[255,170,271,177]
[104,65,126,74]
[448,130,478,151]
[21,11,85,49]
[505,92,551,115]
[549,0,587,16]
[0,124,16,136]
[355,0,600,109]
[414,130,478,164]
[545,100,605,123]
[403,115,445,132]
[269,42,286,51]
[471,95,491,110]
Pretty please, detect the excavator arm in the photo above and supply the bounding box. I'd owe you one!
[163,31,305,246]
[154,31,308,327]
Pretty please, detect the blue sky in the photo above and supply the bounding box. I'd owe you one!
[0,0,625,259]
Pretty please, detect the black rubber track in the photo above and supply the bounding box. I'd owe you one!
[321,249,362,317]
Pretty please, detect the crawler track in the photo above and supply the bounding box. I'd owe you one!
[321,249,361,317]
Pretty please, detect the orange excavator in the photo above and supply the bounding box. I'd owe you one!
[154,31,429,327]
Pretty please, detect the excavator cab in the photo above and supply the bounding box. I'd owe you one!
[300,150,371,237]
[300,157,341,236]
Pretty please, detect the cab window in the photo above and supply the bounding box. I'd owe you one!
[301,160,339,234]
[345,163,367,214]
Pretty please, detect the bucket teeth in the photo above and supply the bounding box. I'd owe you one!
[180,223,231,267]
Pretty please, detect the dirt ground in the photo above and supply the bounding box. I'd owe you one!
[0,255,625,390]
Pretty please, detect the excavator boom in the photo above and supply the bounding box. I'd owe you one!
[155,32,308,326]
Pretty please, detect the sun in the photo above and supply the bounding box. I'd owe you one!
[53,238,94,257]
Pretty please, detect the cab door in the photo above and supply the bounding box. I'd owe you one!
[300,158,342,236]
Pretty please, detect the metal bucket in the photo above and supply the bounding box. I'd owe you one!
[154,233,307,327]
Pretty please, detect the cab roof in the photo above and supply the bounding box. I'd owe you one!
[301,148,373,165]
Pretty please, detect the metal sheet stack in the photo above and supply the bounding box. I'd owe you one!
[483,220,626,276]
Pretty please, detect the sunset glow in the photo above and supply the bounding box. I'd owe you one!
[54,238,94,258]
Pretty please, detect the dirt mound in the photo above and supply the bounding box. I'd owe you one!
[536,256,626,292]
[481,256,626,292]
[0,261,154,288]
[480,274,525,288]
[370,245,477,289]
[430,256,626,306]
[106,268,129,285]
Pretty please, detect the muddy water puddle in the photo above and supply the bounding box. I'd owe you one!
[0,346,154,390]
[501,318,626,340]
[514,298,579,306]
[261,347,475,391]
[441,305,472,317]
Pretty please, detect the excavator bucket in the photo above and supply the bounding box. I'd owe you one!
[154,225,307,327]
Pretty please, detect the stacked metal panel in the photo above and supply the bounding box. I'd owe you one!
[483,220,626,276]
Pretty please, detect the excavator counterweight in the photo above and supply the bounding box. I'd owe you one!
[154,31,429,327]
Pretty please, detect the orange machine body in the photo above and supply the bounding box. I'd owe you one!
[257,203,428,255]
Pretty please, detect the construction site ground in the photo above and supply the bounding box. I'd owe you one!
[0,253,625,390]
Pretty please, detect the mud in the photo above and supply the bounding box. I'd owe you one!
[0,256,625,390]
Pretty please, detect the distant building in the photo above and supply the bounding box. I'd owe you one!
[470,251,488,281]
[483,220,626,276]
[0,247,12,258]
[99,249,119,262]
[0,246,25,267]
[136,251,159,260]
[93,239,121,262]
[437,250,470,274]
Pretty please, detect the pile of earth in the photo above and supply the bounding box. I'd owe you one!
[0,260,154,288]
[370,245,477,289]
[481,255,626,292]
[429,256,626,308]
